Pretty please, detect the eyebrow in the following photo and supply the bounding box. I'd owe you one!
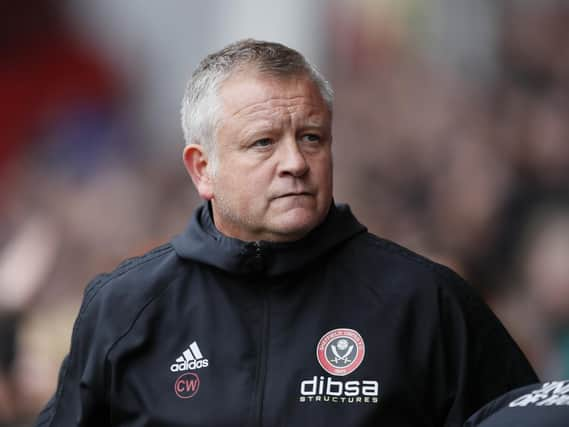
[300,116,329,128]
[237,123,277,144]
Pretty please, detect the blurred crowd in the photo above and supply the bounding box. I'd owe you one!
[0,2,198,425]
[1,0,569,425]
[331,0,569,385]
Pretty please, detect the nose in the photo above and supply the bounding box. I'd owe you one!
[278,137,309,177]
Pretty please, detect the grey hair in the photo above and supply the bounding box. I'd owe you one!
[180,39,334,155]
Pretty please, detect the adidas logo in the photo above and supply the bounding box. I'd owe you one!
[170,341,209,372]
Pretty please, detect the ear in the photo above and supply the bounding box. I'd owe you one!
[183,144,214,200]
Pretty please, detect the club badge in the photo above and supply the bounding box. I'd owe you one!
[317,328,365,376]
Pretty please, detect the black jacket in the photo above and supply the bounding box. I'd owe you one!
[464,381,569,427]
[36,203,538,427]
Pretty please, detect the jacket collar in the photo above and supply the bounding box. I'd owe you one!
[171,202,366,277]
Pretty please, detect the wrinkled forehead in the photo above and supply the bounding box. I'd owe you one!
[218,69,330,122]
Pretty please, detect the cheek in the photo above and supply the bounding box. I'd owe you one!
[214,169,267,206]
[211,172,237,202]
[312,155,333,185]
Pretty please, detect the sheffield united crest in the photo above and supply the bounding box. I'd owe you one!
[317,328,365,376]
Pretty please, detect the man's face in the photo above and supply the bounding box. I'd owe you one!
[208,71,333,242]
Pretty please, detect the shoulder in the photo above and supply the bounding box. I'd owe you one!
[73,243,181,347]
[340,232,474,301]
[335,232,504,337]
[83,243,177,306]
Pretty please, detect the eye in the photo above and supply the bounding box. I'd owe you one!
[252,138,273,148]
[301,134,321,144]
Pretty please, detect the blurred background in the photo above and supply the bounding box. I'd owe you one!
[1,0,569,424]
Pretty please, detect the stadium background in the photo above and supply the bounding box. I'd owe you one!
[1,0,569,424]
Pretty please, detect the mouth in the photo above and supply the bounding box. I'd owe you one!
[273,192,313,199]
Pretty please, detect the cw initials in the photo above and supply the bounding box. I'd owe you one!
[174,373,200,399]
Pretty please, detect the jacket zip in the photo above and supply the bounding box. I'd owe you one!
[253,293,270,426]
[253,242,270,427]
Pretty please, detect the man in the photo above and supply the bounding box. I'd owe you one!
[464,381,569,426]
[35,39,538,426]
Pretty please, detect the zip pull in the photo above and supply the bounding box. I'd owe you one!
[254,241,262,258]
[244,241,265,273]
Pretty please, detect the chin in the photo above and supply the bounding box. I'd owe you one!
[271,210,324,240]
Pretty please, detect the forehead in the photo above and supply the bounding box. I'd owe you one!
[218,71,330,122]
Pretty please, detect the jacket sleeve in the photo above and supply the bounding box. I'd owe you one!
[438,270,539,427]
[34,275,112,427]
[463,382,542,426]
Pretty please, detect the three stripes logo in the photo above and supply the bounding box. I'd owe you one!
[170,341,209,372]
